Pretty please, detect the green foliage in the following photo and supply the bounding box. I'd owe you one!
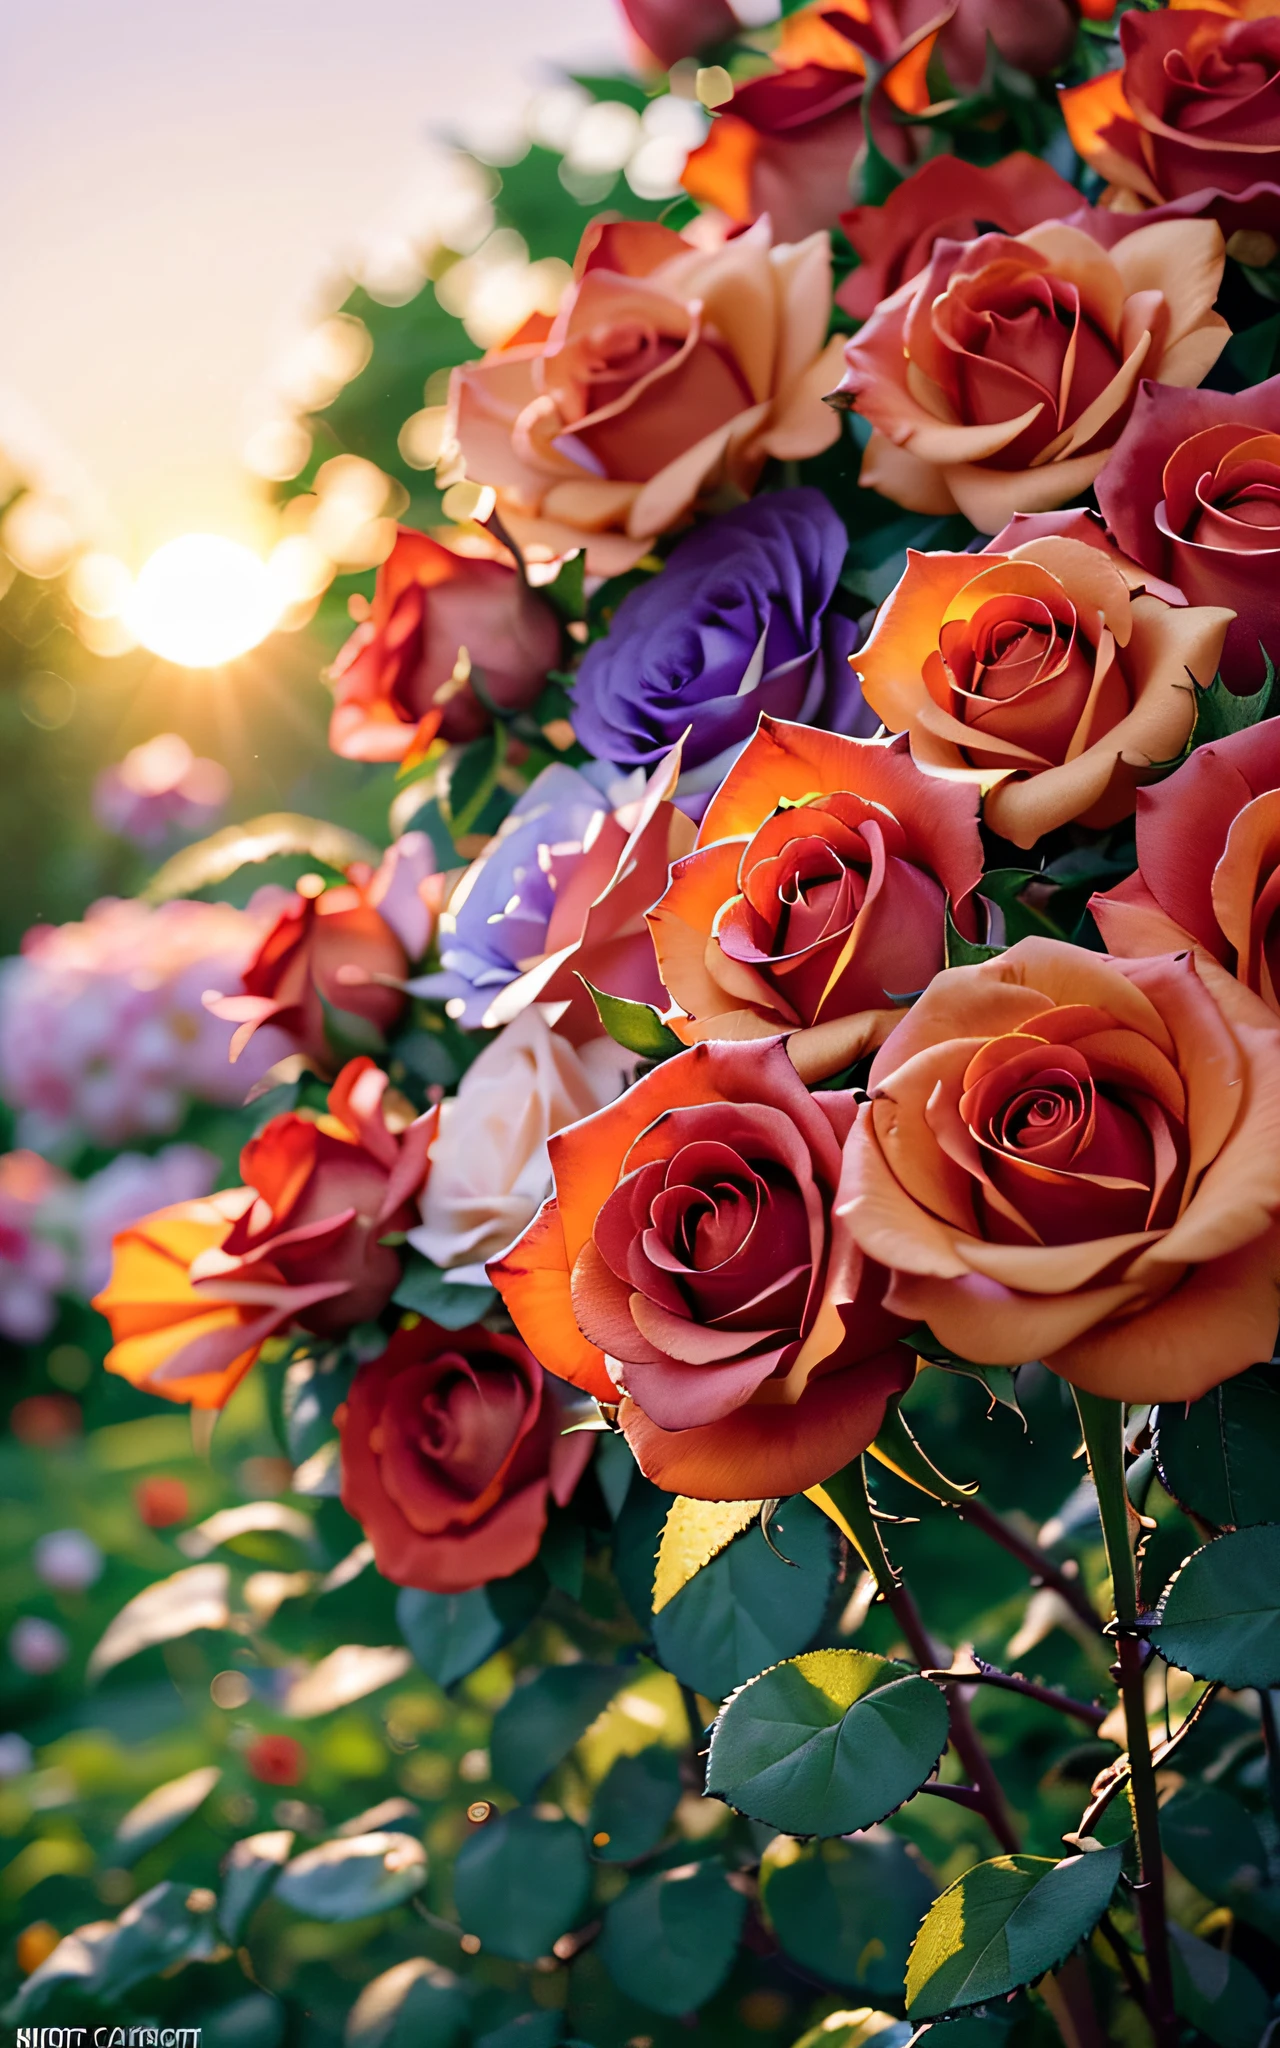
[1152,1362,1280,1527]
[489,1663,627,1803]
[217,1830,295,1945]
[452,1809,591,1964]
[396,1569,546,1689]
[759,1833,935,1996]
[7,1882,220,2021]
[596,1856,746,2016]
[586,1745,681,1863]
[1188,650,1277,753]
[651,1494,835,1698]
[1151,1523,1280,1686]
[345,1958,471,2048]
[706,1649,949,1836]
[272,1831,427,1919]
[904,1850,1123,2017]
[1168,1922,1272,2048]
[1160,1785,1280,1942]
[581,978,684,1061]
[391,1250,497,1327]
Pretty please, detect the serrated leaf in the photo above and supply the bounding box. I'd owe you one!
[115,1765,221,1864]
[344,1958,470,2048]
[274,1833,427,1920]
[391,1249,496,1326]
[652,1497,762,1614]
[1190,651,1277,751]
[89,1564,231,1679]
[397,1568,546,1690]
[944,901,1002,969]
[597,1857,746,2017]
[905,1850,1123,2017]
[453,1808,591,1963]
[760,1832,935,1997]
[490,1662,626,1803]
[652,1495,835,1700]
[1151,1523,1280,1686]
[1152,1363,1280,1527]
[707,1648,949,1837]
[580,978,683,1060]
[143,812,378,903]
[219,1831,295,1944]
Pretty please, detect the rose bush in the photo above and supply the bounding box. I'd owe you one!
[490,1037,913,1501]
[836,937,1280,1401]
[648,719,984,1080]
[834,218,1229,531]
[852,530,1232,846]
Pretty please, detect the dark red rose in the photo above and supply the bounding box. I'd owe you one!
[338,1321,592,1593]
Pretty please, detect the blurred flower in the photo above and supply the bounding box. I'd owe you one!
[617,0,737,68]
[135,1477,191,1528]
[9,1396,81,1447]
[0,1735,33,1779]
[246,1734,307,1786]
[0,1151,68,1343]
[570,490,872,786]
[0,894,294,1153]
[362,833,439,964]
[9,1618,70,1675]
[32,1530,104,1594]
[16,1924,61,1976]
[93,734,231,848]
[60,1144,219,1299]
[327,528,560,762]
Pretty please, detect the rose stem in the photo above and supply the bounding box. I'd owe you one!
[1073,1390,1178,2048]
[957,1496,1105,1637]
[1097,1910,1154,2018]
[922,1665,1106,1729]
[822,1459,1020,1855]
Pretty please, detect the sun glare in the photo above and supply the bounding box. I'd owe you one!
[126,533,281,667]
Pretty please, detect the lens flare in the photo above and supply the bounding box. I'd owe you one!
[126,534,281,667]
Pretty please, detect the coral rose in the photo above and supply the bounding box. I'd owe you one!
[833,219,1229,532]
[836,937,1280,1402]
[205,870,408,1072]
[489,1038,914,1501]
[1095,373,1280,691]
[852,532,1232,847]
[338,1320,591,1592]
[327,527,560,763]
[447,216,845,576]
[94,1059,432,1408]
[648,719,984,1081]
[1091,720,1280,1013]
[1062,4,1280,241]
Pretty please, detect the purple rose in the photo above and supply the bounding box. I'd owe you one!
[570,490,875,790]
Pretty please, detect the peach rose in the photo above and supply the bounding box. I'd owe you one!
[447,217,845,576]
[836,938,1280,1403]
[1092,720,1280,1013]
[489,1038,913,1501]
[832,219,1229,532]
[852,532,1232,847]
[648,718,984,1081]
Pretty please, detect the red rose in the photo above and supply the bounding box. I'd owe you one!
[490,1039,913,1502]
[328,528,561,763]
[338,1321,591,1592]
[1095,373,1280,691]
[246,1735,306,1786]
[616,0,738,68]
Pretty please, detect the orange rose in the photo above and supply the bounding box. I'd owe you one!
[835,938,1280,1403]
[94,1059,432,1408]
[489,1038,913,1501]
[647,719,984,1082]
[447,217,845,576]
[832,220,1229,532]
[852,533,1232,847]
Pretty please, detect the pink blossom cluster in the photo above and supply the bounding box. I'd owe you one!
[93,733,231,847]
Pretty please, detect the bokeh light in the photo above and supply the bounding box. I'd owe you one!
[125,534,281,666]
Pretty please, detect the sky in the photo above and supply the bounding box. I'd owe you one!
[0,0,626,563]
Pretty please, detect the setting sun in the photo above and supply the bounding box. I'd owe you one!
[125,533,281,667]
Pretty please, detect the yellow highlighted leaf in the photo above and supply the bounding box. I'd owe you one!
[652,1498,762,1615]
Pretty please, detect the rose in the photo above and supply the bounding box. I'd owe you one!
[205,867,410,1072]
[617,0,738,68]
[836,937,1280,1402]
[327,528,561,763]
[411,754,693,1038]
[338,1321,591,1592]
[570,491,874,785]
[1062,5,1280,243]
[93,1059,432,1408]
[447,216,845,576]
[409,1008,634,1281]
[833,220,1229,532]
[1091,720,1280,1014]
[489,1038,914,1501]
[1094,373,1280,691]
[648,719,984,1081]
[852,532,1232,847]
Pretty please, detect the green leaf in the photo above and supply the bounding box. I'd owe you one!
[114,1764,221,1864]
[706,1648,949,1837]
[219,1830,295,1945]
[1169,1921,1272,2047]
[4,1883,220,2021]
[652,1494,835,1699]
[759,1833,935,1996]
[1190,651,1277,752]
[1159,1785,1280,1944]
[390,1249,497,1326]
[273,1832,427,1920]
[490,1662,627,1803]
[142,812,379,903]
[587,1745,682,1863]
[197,1992,286,2048]
[978,867,1066,943]
[612,1472,675,1630]
[397,1569,545,1690]
[283,1353,350,1466]
[905,1849,1123,2017]
[598,1856,746,2016]
[452,1808,591,1963]
[1221,310,1280,387]
[345,1958,470,2048]
[944,901,1002,969]
[1151,1523,1280,1686]
[653,1496,763,1612]
[580,978,683,1061]
[1152,1362,1280,1527]
[788,2014,913,2048]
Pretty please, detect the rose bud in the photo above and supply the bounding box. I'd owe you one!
[93,1059,432,1408]
[648,719,984,1082]
[338,1320,592,1592]
[490,1039,914,1502]
[836,937,1280,1404]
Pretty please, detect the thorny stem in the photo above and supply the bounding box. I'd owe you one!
[958,1495,1105,1638]
[1074,1391,1178,2048]
[922,1665,1106,1730]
